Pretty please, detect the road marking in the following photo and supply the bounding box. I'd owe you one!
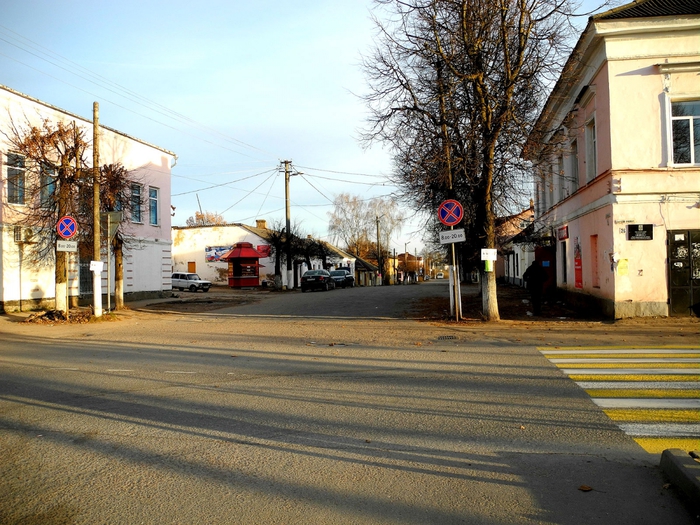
[617,423,700,437]
[576,381,700,389]
[591,398,700,409]
[164,371,196,374]
[107,369,134,372]
[540,346,700,454]
[560,367,698,374]
[51,367,79,371]
[550,358,699,364]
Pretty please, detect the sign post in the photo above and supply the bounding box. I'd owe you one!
[56,216,78,318]
[438,200,464,320]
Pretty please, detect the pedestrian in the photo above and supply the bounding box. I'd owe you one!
[523,260,546,315]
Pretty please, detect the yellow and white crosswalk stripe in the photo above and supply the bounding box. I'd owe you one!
[540,346,700,454]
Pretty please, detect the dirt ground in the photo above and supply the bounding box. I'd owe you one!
[21,283,699,348]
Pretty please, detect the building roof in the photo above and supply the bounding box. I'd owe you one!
[0,84,175,157]
[524,0,700,158]
[594,0,700,20]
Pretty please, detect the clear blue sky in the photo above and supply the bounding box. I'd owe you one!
[0,0,608,255]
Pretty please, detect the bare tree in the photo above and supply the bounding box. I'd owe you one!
[3,117,143,312]
[327,193,405,269]
[363,0,584,320]
[186,210,226,227]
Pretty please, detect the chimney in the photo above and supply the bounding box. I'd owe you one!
[256,219,267,230]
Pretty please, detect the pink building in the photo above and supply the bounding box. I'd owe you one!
[524,0,700,318]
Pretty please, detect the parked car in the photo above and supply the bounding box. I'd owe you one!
[301,269,335,292]
[171,272,211,292]
[436,272,444,279]
[330,269,355,288]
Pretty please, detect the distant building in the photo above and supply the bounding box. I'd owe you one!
[0,85,175,311]
[171,220,356,288]
[523,0,700,317]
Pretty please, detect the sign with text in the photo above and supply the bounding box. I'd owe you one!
[480,248,497,261]
[56,240,77,252]
[90,260,104,273]
[439,229,466,244]
[627,224,653,241]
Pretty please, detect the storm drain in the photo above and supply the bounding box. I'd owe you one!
[437,335,457,340]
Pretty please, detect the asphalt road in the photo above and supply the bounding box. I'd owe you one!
[0,282,697,524]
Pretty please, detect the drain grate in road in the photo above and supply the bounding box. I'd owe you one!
[437,335,457,340]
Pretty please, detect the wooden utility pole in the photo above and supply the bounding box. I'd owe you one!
[93,102,102,317]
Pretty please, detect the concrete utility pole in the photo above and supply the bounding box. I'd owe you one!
[92,102,102,317]
[283,160,294,290]
[376,216,381,285]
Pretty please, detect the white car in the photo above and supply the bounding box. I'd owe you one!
[436,272,444,279]
[171,272,211,292]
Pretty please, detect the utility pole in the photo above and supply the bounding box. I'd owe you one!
[376,216,381,286]
[92,102,102,317]
[283,160,294,290]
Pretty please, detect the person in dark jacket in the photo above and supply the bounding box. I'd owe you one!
[523,261,546,315]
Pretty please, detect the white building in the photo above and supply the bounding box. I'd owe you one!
[172,220,356,288]
[0,85,176,311]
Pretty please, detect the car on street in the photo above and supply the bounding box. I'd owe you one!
[330,269,355,288]
[301,269,335,292]
[436,272,444,279]
[171,272,212,292]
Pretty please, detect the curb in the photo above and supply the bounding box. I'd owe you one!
[660,448,700,513]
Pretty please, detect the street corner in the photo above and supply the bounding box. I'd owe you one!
[660,449,700,514]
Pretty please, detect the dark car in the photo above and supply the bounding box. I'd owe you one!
[301,269,335,292]
[330,269,355,288]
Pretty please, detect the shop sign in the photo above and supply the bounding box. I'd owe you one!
[557,225,569,240]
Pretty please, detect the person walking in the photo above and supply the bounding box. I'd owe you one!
[523,260,546,315]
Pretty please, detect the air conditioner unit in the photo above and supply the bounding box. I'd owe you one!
[14,226,36,244]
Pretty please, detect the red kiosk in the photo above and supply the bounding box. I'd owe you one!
[220,242,264,288]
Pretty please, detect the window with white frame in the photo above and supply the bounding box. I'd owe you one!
[148,187,159,225]
[585,118,597,182]
[131,183,142,223]
[569,139,579,194]
[7,153,26,205]
[557,155,565,201]
[671,100,700,165]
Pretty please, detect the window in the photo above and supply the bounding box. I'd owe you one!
[556,155,565,201]
[671,100,700,165]
[40,164,56,207]
[569,140,579,194]
[7,153,25,204]
[561,241,567,284]
[585,119,597,182]
[131,183,142,223]
[590,235,599,288]
[148,187,159,225]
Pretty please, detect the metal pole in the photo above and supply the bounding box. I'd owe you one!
[107,214,111,312]
[376,216,381,285]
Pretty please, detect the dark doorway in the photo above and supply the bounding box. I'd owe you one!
[668,230,700,317]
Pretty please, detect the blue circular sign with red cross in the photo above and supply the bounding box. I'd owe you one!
[56,215,78,239]
[438,199,463,226]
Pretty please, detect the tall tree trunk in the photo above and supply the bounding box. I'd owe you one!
[481,142,500,321]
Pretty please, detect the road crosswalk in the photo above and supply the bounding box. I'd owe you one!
[539,346,700,454]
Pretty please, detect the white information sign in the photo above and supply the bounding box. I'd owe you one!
[90,260,105,273]
[481,248,498,261]
[56,240,78,252]
[439,228,466,244]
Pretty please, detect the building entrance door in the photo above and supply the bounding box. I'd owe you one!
[668,230,700,317]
